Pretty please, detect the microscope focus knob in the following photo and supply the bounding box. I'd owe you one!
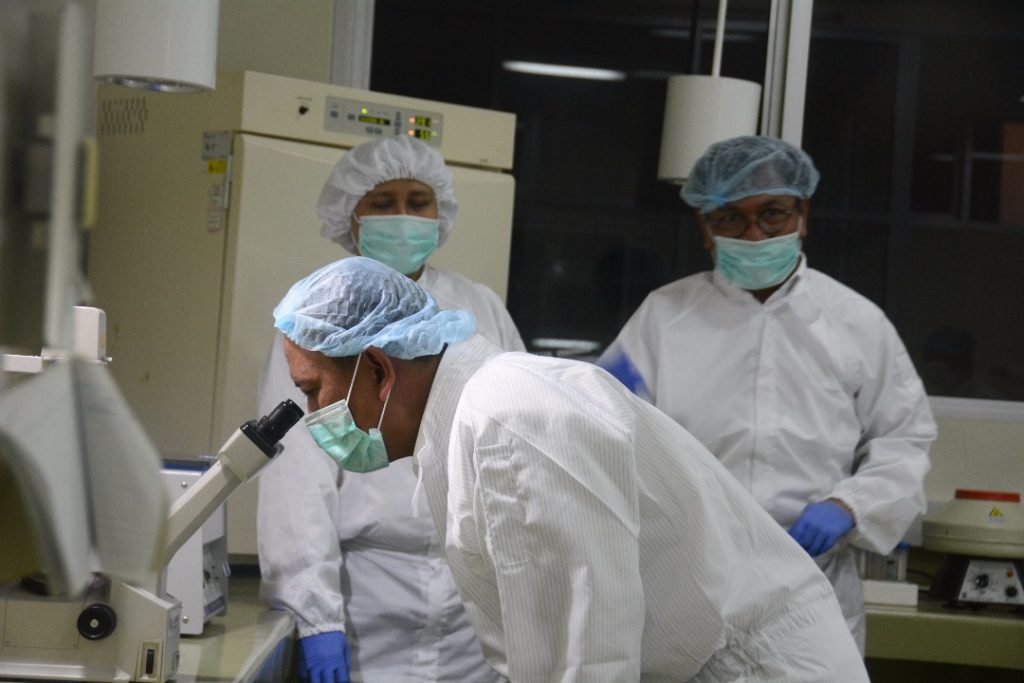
[78,603,117,640]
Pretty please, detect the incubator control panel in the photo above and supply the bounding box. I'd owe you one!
[324,96,444,146]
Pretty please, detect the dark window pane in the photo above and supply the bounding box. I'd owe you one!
[373,0,1024,400]
[809,0,1024,400]
[803,37,899,213]
[902,224,1024,400]
[373,1,768,351]
[912,37,1024,222]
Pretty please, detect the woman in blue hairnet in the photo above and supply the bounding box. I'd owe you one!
[257,137,522,683]
[599,135,936,652]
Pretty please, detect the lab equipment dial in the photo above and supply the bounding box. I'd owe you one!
[957,559,1024,605]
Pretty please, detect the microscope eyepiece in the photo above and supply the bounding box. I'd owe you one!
[259,399,304,442]
[239,399,304,457]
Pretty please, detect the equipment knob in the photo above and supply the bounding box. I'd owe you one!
[974,574,990,589]
[78,603,117,640]
[1006,586,1019,598]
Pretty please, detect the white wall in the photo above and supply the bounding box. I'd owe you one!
[926,400,1024,502]
[217,0,335,83]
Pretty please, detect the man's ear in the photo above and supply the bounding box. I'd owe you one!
[363,347,396,400]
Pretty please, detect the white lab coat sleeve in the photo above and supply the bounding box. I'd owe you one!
[597,294,662,402]
[475,284,526,352]
[496,310,525,352]
[829,314,936,554]
[425,267,526,352]
[452,389,644,681]
[256,334,347,638]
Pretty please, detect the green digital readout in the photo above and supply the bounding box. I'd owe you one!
[358,114,391,126]
[410,115,432,127]
[411,129,434,140]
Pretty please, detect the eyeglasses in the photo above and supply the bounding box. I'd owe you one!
[705,206,798,239]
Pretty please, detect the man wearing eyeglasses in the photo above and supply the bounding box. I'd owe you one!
[598,135,936,652]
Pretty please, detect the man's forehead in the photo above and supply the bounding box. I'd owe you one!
[282,337,307,362]
[713,194,798,212]
[283,338,358,377]
[283,339,329,374]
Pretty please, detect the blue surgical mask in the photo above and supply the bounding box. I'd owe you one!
[713,231,801,291]
[303,353,391,473]
[355,214,440,275]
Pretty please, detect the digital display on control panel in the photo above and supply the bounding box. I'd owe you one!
[325,96,444,147]
[358,114,391,126]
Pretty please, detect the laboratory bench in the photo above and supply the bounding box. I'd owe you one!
[210,582,1022,683]
[864,549,1024,682]
[187,565,1024,683]
[211,571,1024,683]
[173,573,294,683]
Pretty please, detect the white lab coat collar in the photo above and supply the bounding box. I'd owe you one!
[410,335,503,526]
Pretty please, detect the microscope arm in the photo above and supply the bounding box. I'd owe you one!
[161,400,303,565]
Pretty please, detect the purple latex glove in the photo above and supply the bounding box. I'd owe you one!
[298,632,350,683]
[787,500,854,557]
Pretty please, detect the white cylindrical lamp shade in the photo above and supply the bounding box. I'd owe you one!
[94,0,219,92]
[657,75,762,184]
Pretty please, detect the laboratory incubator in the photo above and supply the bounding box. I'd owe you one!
[88,71,517,557]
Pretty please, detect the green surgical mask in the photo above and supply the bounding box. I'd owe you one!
[355,214,439,276]
[303,353,391,473]
[713,231,801,291]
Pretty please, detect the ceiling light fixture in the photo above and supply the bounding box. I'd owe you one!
[657,0,762,183]
[93,0,220,93]
[502,61,625,82]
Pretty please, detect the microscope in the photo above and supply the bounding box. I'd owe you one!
[0,394,302,683]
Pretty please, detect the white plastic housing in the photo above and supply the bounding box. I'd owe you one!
[657,75,762,184]
[93,0,219,92]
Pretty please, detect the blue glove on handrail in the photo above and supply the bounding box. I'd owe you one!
[298,631,350,683]
[787,500,854,557]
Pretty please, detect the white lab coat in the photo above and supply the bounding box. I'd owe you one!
[417,266,525,353]
[412,335,869,682]
[598,257,936,650]
[257,265,523,683]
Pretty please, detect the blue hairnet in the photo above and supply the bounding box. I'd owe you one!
[273,257,475,359]
[317,137,458,253]
[680,136,820,213]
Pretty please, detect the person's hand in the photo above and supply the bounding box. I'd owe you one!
[298,631,350,683]
[787,500,854,557]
